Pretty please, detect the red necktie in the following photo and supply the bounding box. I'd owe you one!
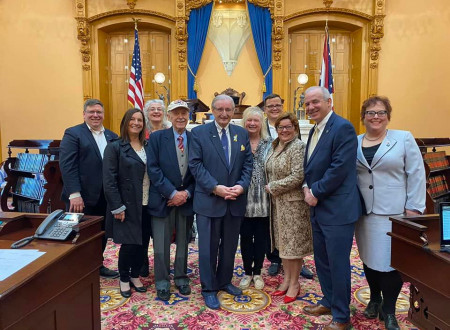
[177,135,184,153]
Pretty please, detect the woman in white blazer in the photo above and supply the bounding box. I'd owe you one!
[355,96,425,330]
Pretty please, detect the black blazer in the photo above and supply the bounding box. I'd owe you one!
[147,128,195,218]
[59,123,117,206]
[103,139,150,245]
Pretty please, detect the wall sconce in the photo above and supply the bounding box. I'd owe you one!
[293,73,309,123]
[154,72,170,105]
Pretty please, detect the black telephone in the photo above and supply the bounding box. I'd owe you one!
[11,210,84,248]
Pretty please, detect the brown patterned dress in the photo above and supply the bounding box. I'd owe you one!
[265,138,313,259]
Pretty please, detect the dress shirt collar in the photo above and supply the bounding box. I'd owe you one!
[85,122,105,134]
[214,121,230,135]
[315,110,333,132]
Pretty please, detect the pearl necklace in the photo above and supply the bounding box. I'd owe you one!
[364,130,387,141]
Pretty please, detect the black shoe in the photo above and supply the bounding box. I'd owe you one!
[177,284,191,295]
[379,305,400,330]
[268,262,281,276]
[140,262,150,277]
[220,283,242,296]
[100,266,119,279]
[119,281,132,298]
[363,300,381,319]
[300,266,314,279]
[130,280,147,293]
[156,289,171,301]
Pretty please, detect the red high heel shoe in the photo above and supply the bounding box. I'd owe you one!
[271,289,288,296]
[284,289,300,303]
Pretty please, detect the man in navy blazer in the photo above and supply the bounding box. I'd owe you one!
[189,94,253,309]
[302,87,362,330]
[59,98,119,278]
[147,100,195,301]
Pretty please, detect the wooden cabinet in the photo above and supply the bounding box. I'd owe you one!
[0,140,65,213]
[415,138,450,214]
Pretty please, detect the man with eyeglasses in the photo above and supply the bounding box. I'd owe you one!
[262,94,313,279]
[189,94,253,309]
[302,86,362,330]
[60,98,119,279]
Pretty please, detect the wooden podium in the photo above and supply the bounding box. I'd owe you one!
[389,215,450,330]
[0,212,103,330]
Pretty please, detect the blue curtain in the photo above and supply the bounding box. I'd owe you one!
[187,2,213,99]
[247,2,273,99]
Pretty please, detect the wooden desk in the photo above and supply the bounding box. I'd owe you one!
[0,213,103,330]
[389,215,450,330]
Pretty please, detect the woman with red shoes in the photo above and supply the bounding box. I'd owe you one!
[265,113,313,303]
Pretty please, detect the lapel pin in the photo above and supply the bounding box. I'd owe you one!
[233,134,238,142]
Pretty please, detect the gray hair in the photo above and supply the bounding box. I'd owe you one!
[211,94,235,110]
[83,99,104,112]
[241,106,268,140]
[305,86,331,101]
[143,99,170,133]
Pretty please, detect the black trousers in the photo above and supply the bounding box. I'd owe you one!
[363,263,403,314]
[141,209,152,266]
[240,217,269,276]
[118,208,150,281]
[81,193,108,259]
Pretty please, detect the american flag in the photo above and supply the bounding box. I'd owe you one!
[127,28,144,110]
[319,27,334,107]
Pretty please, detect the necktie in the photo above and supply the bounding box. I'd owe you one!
[221,128,229,165]
[177,135,184,153]
[308,126,319,160]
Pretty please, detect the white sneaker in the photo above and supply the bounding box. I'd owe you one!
[253,275,264,290]
[239,275,252,289]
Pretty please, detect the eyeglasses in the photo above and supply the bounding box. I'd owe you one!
[276,125,294,132]
[266,104,283,110]
[85,110,104,115]
[214,107,234,113]
[365,110,388,118]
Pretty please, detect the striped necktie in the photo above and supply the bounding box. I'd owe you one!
[177,135,184,153]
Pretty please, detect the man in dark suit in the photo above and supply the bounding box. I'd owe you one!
[147,100,195,301]
[263,94,313,279]
[59,98,119,278]
[189,94,253,309]
[302,87,362,330]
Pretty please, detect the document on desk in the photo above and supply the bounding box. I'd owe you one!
[0,249,46,281]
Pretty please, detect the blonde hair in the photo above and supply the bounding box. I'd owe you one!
[241,106,268,140]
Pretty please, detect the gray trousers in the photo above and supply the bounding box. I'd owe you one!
[151,208,190,290]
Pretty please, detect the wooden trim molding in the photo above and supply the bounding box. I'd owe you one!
[87,10,176,23]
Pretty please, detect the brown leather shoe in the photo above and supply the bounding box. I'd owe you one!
[324,321,351,330]
[303,304,332,316]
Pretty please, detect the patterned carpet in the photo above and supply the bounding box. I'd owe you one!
[100,239,418,329]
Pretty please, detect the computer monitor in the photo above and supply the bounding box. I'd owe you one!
[439,202,450,252]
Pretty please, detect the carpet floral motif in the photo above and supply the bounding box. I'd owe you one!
[101,240,417,329]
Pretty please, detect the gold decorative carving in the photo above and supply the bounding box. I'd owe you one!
[80,47,90,62]
[75,0,91,74]
[369,0,385,73]
[127,0,137,10]
[75,0,85,17]
[87,9,175,23]
[186,0,214,18]
[323,0,333,8]
[285,7,372,22]
[272,17,283,64]
[247,0,273,8]
[83,94,92,101]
